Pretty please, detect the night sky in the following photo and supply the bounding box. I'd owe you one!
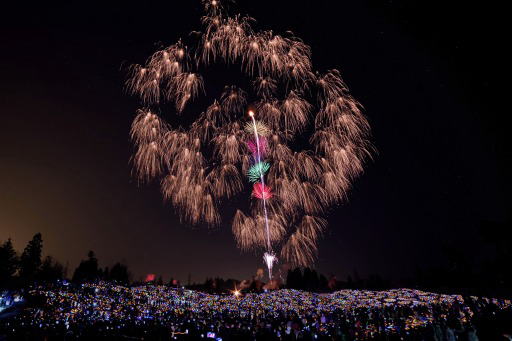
[0,1,507,283]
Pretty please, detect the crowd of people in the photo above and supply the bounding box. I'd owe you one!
[1,281,511,340]
[0,291,23,314]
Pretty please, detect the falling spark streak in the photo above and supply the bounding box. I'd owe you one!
[249,110,275,279]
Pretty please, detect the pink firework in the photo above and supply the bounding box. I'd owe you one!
[252,182,273,200]
[246,137,268,159]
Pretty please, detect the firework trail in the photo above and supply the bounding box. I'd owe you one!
[126,0,372,278]
[248,110,275,279]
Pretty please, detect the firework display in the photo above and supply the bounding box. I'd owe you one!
[127,0,372,275]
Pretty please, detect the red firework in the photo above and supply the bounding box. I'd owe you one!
[252,182,273,200]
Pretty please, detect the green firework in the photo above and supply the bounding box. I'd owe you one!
[247,162,270,183]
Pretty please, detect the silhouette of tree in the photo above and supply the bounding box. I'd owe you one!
[319,274,328,291]
[285,269,294,288]
[224,278,239,291]
[478,220,512,288]
[19,233,43,283]
[286,267,332,291]
[346,275,354,289]
[203,278,213,290]
[367,274,389,290]
[107,263,129,285]
[286,269,297,289]
[286,268,304,289]
[303,268,320,291]
[72,250,100,282]
[0,238,18,288]
[303,268,312,290]
[102,266,110,280]
[38,256,64,281]
[352,268,363,288]
[214,277,225,291]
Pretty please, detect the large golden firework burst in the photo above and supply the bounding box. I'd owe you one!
[127,0,372,268]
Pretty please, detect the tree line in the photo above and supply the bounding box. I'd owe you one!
[0,233,129,289]
[3,219,512,296]
[0,232,388,293]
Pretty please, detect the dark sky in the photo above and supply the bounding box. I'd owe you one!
[0,0,507,283]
